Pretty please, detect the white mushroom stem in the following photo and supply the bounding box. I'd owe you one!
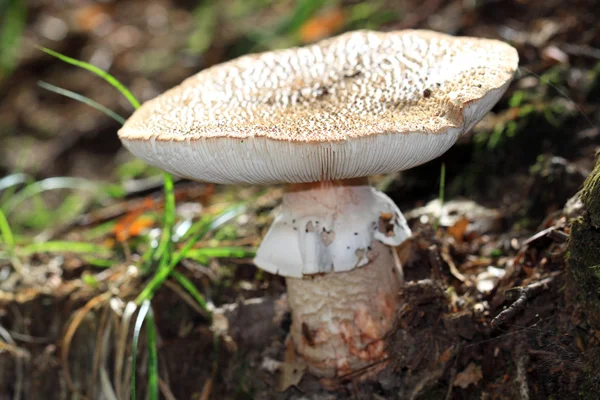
[286,239,401,377]
[253,179,411,378]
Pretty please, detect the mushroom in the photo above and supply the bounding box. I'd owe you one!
[118,30,518,378]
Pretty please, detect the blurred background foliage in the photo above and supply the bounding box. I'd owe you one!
[1,0,599,231]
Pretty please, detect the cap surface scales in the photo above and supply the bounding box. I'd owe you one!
[119,29,519,184]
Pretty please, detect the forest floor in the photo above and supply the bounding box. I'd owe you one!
[1,0,600,399]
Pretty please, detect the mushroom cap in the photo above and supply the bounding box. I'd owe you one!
[119,29,518,184]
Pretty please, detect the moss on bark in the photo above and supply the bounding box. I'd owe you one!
[568,156,600,392]
[569,156,600,328]
[581,158,600,229]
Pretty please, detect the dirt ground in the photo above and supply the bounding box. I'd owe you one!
[1,0,600,399]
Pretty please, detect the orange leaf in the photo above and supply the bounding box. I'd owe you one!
[114,197,157,241]
[448,217,469,243]
[299,8,345,44]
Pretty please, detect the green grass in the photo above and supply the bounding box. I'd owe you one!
[18,241,112,256]
[0,209,16,249]
[184,246,256,265]
[38,81,126,124]
[434,163,446,230]
[0,0,27,76]
[0,208,23,271]
[1,177,98,214]
[0,176,108,234]
[135,203,247,308]
[39,46,140,109]
[170,270,211,316]
[152,173,176,263]
[131,300,158,400]
[26,47,256,397]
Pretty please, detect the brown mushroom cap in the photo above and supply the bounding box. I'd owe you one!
[118,29,518,184]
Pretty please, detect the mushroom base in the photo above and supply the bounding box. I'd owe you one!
[286,239,401,378]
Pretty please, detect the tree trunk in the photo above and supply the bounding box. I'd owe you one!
[568,154,600,390]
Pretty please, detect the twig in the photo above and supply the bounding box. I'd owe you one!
[444,344,462,400]
[523,226,568,246]
[547,229,569,242]
[337,357,391,381]
[392,245,405,282]
[164,279,210,318]
[7,331,51,344]
[491,273,561,329]
[0,324,25,400]
[91,305,111,399]
[115,301,137,400]
[427,244,445,281]
[61,292,112,399]
[561,43,600,60]
[159,378,177,400]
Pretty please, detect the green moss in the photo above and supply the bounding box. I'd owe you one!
[569,217,600,328]
[568,156,600,328]
[581,157,600,229]
[568,156,600,392]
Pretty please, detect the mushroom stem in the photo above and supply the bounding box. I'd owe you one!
[286,239,401,378]
[253,179,411,378]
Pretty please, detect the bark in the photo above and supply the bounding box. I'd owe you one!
[568,155,600,391]
[569,156,600,329]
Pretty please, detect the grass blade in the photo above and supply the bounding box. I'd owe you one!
[172,204,247,267]
[170,270,211,318]
[19,241,112,256]
[39,46,141,109]
[38,81,126,125]
[0,172,30,192]
[2,177,98,215]
[185,246,256,259]
[181,215,212,241]
[0,203,23,272]
[0,171,31,209]
[152,173,175,262]
[0,0,27,75]
[0,208,15,248]
[0,200,23,273]
[83,256,115,268]
[434,162,446,230]
[145,307,159,400]
[135,204,246,304]
[131,300,151,400]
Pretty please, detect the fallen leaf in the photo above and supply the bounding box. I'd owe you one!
[199,378,212,400]
[453,362,483,388]
[113,197,156,241]
[448,216,469,243]
[299,8,345,44]
[277,339,306,391]
[437,346,454,364]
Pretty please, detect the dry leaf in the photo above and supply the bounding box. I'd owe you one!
[277,339,306,391]
[436,346,454,364]
[453,362,483,388]
[199,378,212,400]
[448,216,469,243]
[299,8,344,44]
[113,197,155,241]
